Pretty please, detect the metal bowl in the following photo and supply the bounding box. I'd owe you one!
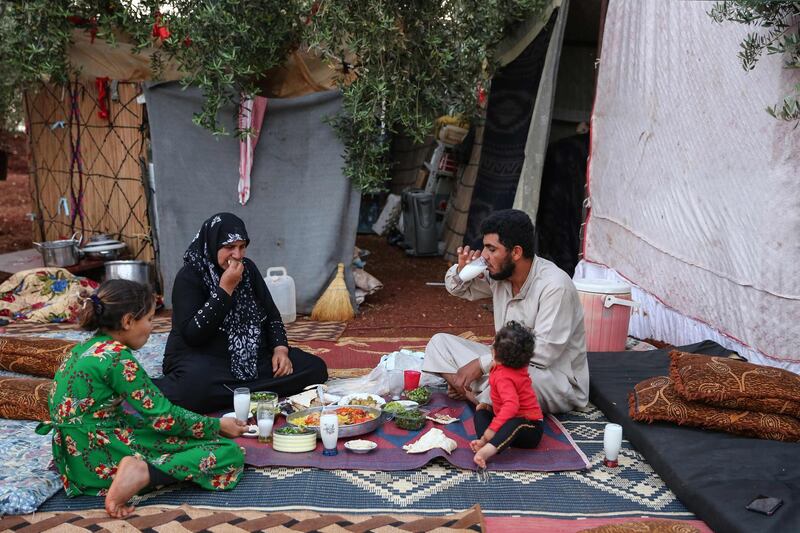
[287,405,384,438]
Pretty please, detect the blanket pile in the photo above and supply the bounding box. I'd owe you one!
[629,351,800,441]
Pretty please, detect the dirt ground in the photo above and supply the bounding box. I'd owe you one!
[0,133,33,253]
[0,136,494,338]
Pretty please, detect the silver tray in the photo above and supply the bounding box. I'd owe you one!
[286,405,384,438]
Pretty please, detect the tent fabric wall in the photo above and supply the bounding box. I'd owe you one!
[144,84,359,312]
[580,0,800,368]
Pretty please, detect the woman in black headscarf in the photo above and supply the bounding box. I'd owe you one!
[154,213,328,413]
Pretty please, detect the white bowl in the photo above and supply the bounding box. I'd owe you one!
[344,439,378,454]
[337,393,386,407]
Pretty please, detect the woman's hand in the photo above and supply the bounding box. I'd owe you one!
[219,259,244,295]
[272,347,293,377]
[456,245,482,274]
[219,417,247,438]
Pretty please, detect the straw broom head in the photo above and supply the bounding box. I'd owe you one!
[311,263,354,321]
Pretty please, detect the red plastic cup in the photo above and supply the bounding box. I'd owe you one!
[404,370,421,391]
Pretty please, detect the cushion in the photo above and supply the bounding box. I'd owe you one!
[670,351,800,418]
[0,377,53,421]
[629,376,800,442]
[578,519,701,533]
[0,336,76,378]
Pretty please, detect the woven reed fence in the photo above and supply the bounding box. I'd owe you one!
[24,81,155,263]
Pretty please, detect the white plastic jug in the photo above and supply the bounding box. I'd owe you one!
[264,267,296,323]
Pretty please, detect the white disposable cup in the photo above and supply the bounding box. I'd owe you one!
[233,387,251,423]
[458,257,488,282]
[603,423,622,464]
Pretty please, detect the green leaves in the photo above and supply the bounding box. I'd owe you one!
[1,0,548,190]
[710,0,800,122]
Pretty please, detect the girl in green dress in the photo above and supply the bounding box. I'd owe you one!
[37,279,248,518]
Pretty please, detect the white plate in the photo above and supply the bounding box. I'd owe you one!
[383,400,419,410]
[337,393,386,407]
[344,439,377,454]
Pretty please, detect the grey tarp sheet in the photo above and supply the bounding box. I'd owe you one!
[144,84,359,311]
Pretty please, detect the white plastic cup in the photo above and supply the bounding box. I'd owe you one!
[233,387,250,423]
[458,257,488,282]
[603,423,622,467]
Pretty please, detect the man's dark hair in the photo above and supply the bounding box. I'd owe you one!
[493,321,535,369]
[480,209,535,258]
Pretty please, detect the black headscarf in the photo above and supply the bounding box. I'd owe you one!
[184,213,266,380]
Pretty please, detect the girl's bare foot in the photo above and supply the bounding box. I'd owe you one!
[105,456,150,518]
[474,443,497,468]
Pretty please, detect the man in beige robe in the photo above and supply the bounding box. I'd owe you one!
[423,209,588,414]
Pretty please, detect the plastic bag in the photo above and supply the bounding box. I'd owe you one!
[325,349,444,397]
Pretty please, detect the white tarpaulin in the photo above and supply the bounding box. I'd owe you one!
[579,0,800,369]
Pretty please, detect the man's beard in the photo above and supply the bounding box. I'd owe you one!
[489,256,514,280]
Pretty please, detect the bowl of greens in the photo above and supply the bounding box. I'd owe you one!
[404,386,431,405]
[392,408,430,431]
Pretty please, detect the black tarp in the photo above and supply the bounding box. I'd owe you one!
[588,341,800,533]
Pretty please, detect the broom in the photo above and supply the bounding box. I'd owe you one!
[311,263,355,321]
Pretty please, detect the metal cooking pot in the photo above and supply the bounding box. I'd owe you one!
[104,260,151,285]
[33,232,82,267]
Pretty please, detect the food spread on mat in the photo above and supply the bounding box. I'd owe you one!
[403,428,457,454]
[293,406,377,427]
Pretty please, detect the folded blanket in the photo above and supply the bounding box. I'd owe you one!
[0,336,76,378]
[0,376,52,421]
[0,268,98,323]
[629,376,800,442]
[670,351,800,419]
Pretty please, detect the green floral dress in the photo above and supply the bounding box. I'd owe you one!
[36,334,244,497]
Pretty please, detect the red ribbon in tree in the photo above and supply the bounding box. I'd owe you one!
[95,77,110,121]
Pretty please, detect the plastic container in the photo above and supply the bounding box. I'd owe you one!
[574,279,636,352]
[264,267,296,323]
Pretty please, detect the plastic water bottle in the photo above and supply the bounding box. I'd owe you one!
[264,267,296,323]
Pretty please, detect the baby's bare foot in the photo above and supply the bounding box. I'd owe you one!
[105,456,149,519]
[473,453,487,469]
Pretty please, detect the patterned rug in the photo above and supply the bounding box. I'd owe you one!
[0,316,346,342]
[34,403,696,520]
[1,503,485,532]
[237,394,589,472]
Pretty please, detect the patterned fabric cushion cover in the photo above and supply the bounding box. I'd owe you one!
[0,419,62,515]
[629,376,800,442]
[669,351,800,418]
[0,376,53,421]
[0,336,76,378]
[578,519,700,532]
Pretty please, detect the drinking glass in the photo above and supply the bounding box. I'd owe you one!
[603,423,622,467]
[458,257,488,282]
[320,411,339,456]
[256,401,274,443]
[233,387,251,423]
[404,370,421,391]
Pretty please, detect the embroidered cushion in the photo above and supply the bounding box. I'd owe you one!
[670,351,800,418]
[0,377,53,422]
[0,336,76,378]
[629,376,800,442]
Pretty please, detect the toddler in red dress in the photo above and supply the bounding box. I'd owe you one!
[470,321,544,468]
